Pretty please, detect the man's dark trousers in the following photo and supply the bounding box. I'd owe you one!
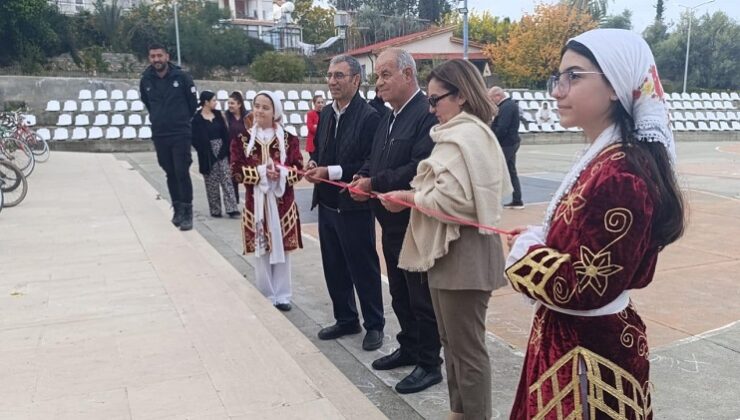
[502,142,522,203]
[153,135,193,204]
[382,227,441,368]
[318,205,384,332]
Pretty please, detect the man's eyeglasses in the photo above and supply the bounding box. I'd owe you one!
[326,72,350,81]
[547,70,604,96]
[428,91,455,107]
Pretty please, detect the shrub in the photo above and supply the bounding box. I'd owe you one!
[250,52,306,83]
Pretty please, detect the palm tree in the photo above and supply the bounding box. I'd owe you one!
[563,0,611,21]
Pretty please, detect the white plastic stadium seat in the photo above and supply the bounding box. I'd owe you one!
[534,92,545,100]
[131,100,145,112]
[88,127,103,140]
[511,92,523,101]
[128,114,143,126]
[723,101,734,110]
[94,89,108,100]
[313,90,325,98]
[697,121,709,130]
[300,125,308,137]
[681,93,691,100]
[273,91,286,101]
[518,124,528,134]
[245,90,257,100]
[673,121,686,131]
[298,101,310,111]
[711,93,721,100]
[63,100,78,112]
[74,115,90,126]
[287,90,299,100]
[217,90,229,100]
[690,93,701,100]
[22,114,36,126]
[290,114,302,124]
[111,114,125,126]
[684,112,696,121]
[105,127,121,139]
[110,89,124,100]
[244,102,252,111]
[57,114,72,126]
[36,128,51,141]
[709,121,720,131]
[672,111,684,121]
[523,92,534,101]
[93,114,109,126]
[720,92,730,100]
[98,101,112,112]
[71,127,87,140]
[284,125,297,136]
[78,89,92,100]
[695,111,706,120]
[731,121,740,130]
[301,90,312,100]
[80,100,95,112]
[122,126,137,139]
[283,101,296,111]
[527,123,540,132]
[367,90,377,100]
[730,92,739,101]
[114,100,128,112]
[685,121,697,130]
[214,101,222,111]
[700,92,711,100]
[126,89,140,100]
[719,122,731,131]
[46,100,61,112]
[53,128,69,141]
[138,126,152,139]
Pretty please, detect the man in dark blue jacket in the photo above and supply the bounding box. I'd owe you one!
[140,43,198,230]
[350,48,442,394]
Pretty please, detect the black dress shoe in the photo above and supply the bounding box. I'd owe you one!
[395,365,443,394]
[274,302,292,312]
[362,330,384,351]
[372,348,416,370]
[227,211,240,218]
[318,323,362,340]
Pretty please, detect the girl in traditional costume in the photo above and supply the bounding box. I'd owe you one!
[230,91,304,311]
[505,29,685,419]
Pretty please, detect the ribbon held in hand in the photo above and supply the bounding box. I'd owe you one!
[277,163,515,235]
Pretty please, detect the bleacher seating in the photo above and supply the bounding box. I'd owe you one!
[37,128,51,141]
[39,88,739,143]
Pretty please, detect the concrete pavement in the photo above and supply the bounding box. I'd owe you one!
[0,152,385,420]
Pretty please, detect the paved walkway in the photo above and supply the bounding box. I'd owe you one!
[124,141,740,420]
[0,153,385,419]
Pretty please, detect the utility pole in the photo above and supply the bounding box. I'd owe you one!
[680,0,715,93]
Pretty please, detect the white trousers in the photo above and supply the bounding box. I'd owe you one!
[254,253,292,305]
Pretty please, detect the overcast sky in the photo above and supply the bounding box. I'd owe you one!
[465,0,739,32]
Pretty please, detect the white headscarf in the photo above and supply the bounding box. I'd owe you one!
[569,28,676,161]
[246,90,286,164]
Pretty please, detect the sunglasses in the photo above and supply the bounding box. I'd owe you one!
[428,91,455,107]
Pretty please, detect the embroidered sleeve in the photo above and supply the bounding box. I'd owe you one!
[230,133,261,185]
[505,171,655,310]
[285,135,304,187]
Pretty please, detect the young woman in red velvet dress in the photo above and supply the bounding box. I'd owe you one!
[505,29,685,420]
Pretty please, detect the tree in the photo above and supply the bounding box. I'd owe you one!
[0,0,72,70]
[651,11,739,90]
[295,5,335,45]
[601,9,632,30]
[563,0,611,22]
[443,10,515,44]
[655,0,666,23]
[484,3,597,88]
[418,0,451,23]
[92,0,125,50]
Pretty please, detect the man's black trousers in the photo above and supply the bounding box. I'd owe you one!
[318,205,385,332]
[381,227,442,369]
[153,136,193,204]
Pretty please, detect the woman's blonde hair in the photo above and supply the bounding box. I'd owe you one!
[426,59,497,123]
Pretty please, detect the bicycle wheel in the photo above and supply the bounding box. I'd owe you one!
[0,137,35,177]
[23,131,50,163]
[0,160,27,207]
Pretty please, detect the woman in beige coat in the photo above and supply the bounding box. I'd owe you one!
[380,59,511,420]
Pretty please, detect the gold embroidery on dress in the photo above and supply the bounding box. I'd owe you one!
[572,208,631,297]
[241,166,260,185]
[618,308,649,359]
[528,346,651,420]
[506,248,571,306]
[529,311,545,352]
[281,202,299,236]
[555,183,587,225]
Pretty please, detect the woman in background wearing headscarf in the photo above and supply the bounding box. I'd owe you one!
[191,90,239,218]
[505,29,685,419]
[230,91,304,312]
